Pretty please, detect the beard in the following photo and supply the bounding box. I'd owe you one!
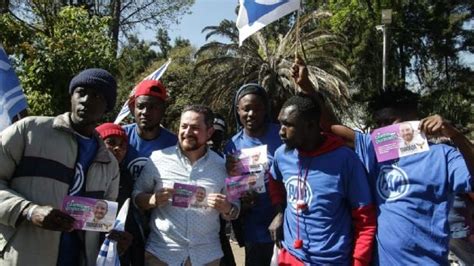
[180,137,206,151]
[404,135,414,142]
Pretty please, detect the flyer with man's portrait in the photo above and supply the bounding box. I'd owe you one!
[370,121,429,162]
[172,182,208,209]
[62,196,118,232]
[228,145,267,194]
[239,145,268,173]
[226,171,266,200]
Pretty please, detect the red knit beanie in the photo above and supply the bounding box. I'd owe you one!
[95,123,127,141]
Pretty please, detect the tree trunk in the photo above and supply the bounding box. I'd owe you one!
[110,0,121,55]
[1,0,9,13]
[400,43,405,90]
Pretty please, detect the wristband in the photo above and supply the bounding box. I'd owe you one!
[225,204,239,219]
[26,205,38,222]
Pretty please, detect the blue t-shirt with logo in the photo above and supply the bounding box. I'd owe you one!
[224,123,282,244]
[69,135,98,195]
[354,131,472,265]
[122,123,177,180]
[270,145,372,265]
[58,134,98,266]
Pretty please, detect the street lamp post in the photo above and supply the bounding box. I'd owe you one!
[376,9,392,91]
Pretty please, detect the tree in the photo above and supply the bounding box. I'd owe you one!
[156,28,172,58]
[326,0,473,127]
[0,6,116,115]
[117,38,199,131]
[106,0,194,51]
[117,35,158,85]
[5,0,195,53]
[195,10,350,122]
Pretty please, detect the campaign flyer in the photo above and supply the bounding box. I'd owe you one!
[172,183,208,209]
[226,171,265,200]
[370,121,429,162]
[239,145,268,173]
[226,175,249,201]
[62,196,118,232]
[227,145,267,194]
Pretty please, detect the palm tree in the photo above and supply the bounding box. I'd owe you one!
[194,10,351,121]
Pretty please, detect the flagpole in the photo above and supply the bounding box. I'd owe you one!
[294,3,308,63]
[295,8,300,58]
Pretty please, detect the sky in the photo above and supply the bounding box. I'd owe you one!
[140,0,472,69]
[141,0,237,49]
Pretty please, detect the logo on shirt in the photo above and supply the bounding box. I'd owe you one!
[376,165,410,201]
[70,163,85,195]
[127,157,148,180]
[285,176,313,211]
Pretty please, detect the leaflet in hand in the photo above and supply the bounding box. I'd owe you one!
[172,182,208,209]
[62,196,118,232]
[239,145,268,173]
[370,121,429,162]
[226,171,265,200]
[228,145,268,175]
[227,145,267,194]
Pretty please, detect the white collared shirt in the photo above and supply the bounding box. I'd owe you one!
[133,145,236,265]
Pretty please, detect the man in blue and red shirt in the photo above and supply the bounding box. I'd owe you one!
[224,84,282,266]
[347,95,473,265]
[292,57,473,265]
[270,95,376,265]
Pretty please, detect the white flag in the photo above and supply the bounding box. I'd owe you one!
[236,0,300,46]
[96,199,130,266]
[114,59,172,124]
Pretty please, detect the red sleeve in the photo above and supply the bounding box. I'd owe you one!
[351,204,377,266]
[268,172,286,206]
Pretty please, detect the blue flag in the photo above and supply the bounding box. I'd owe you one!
[0,46,28,131]
[236,0,300,45]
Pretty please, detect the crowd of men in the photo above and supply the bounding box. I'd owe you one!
[0,57,472,266]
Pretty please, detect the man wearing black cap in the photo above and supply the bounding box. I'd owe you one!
[0,68,120,266]
[209,113,227,156]
[224,84,283,266]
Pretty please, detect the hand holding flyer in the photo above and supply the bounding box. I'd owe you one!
[226,171,266,200]
[172,183,208,209]
[239,145,268,173]
[62,196,118,232]
[371,121,429,162]
[227,145,268,195]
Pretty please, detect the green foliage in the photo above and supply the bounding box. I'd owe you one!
[324,0,473,128]
[113,36,158,118]
[419,66,473,130]
[195,11,351,126]
[160,43,198,132]
[156,29,172,58]
[2,6,116,116]
[112,39,198,132]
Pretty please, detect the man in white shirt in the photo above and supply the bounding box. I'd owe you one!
[133,105,240,266]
